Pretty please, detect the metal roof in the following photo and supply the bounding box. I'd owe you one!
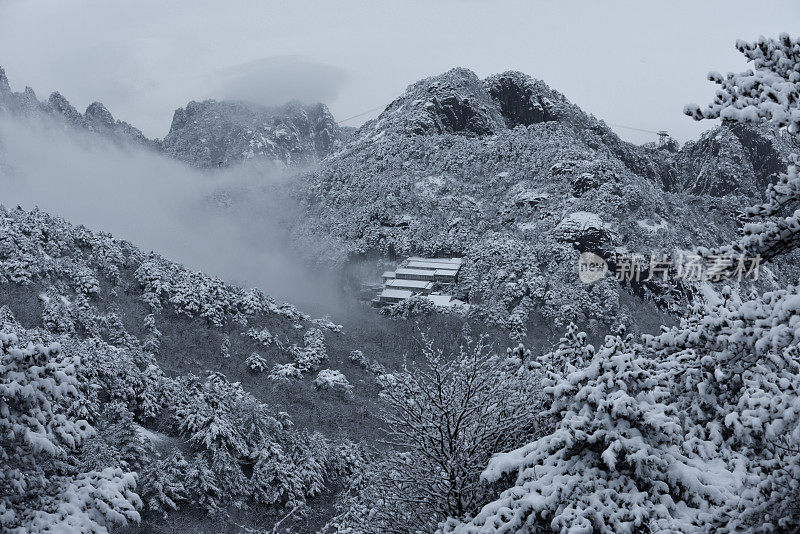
[408,256,462,265]
[379,289,413,299]
[395,268,437,276]
[408,260,462,271]
[386,279,434,290]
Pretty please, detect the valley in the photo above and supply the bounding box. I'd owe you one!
[2,27,800,533]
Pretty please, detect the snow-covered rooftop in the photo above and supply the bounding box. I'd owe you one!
[386,279,434,290]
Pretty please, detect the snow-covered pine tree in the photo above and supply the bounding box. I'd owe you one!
[682,33,800,529]
[249,441,307,509]
[105,402,154,473]
[686,33,800,267]
[143,450,190,519]
[287,429,329,500]
[237,400,281,452]
[185,455,223,516]
[137,363,165,421]
[180,393,249,503]
[246,351,269,372]
[142,313,162,354]
[444,329,737,533]
[0,333,141,532]
[536,321,594,378]
[648,282,800,530]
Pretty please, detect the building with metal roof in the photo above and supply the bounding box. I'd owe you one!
[370,256,464,308]
[377,288,414,303]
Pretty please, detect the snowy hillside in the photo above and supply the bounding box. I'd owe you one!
[0,205,399,532]
[291,68,795,339]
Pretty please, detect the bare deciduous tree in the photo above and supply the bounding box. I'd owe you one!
[372,335,546,532]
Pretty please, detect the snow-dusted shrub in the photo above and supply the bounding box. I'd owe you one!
[312,316,343,332]
[269,362,304,382]
[289,328,328,373]
[379,295,435,319]
[313,369,354,398]
[266,329,327,381]
[349,349,386,375]
[245,327,273,346]
[245,352,269,372]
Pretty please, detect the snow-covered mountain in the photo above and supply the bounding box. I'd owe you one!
[0,66,345,168]
[3,64,794,340]
[3,50,800,534]
[290,68,795,338]
[161,99,343,167]
[0,67,155,149]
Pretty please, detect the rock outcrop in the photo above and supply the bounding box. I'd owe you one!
[161,99,344,167]
[674,122,794,197]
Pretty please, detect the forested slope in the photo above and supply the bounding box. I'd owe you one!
[0,205,394,532]
[292,68,795,339]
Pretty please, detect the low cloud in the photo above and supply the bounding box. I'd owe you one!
[209,56,348,108]
[0,113,345,317]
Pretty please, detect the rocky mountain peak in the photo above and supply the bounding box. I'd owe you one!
[0,65,343,168]
[358,68,596,143]
[484,71,561,128]
[0,67,10,95]
[369,67,506,137]
[674,121,794,197]
[84,101,116,129]
[47,91,82,123]
[161,98,344,167]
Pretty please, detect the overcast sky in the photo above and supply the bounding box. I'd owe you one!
[1,0,796,144]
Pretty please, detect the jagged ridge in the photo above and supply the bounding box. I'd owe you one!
[0,66,345,168]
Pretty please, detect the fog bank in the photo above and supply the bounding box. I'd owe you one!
[0,114,345,317]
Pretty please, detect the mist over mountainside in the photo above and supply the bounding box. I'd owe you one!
[2,63,796,341]
[2,52,800,533]
[0,66,345,169]
[0,67,155,149]
[0,111,352,318]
